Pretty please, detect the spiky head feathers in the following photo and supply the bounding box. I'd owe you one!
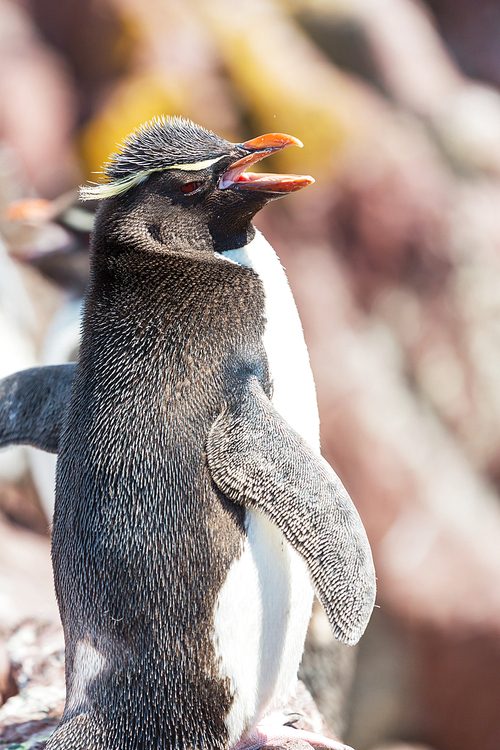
[80,116,234,201]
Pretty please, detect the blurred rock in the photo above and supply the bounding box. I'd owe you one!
[0,620,65,728]
[0,513,58,634]
[0,0,79,196]
[0,620,64,749]
[415,624,500,750]
[295,7,388,95]
[0,480,48,536]
[28,0,132,125]
[0,716,58,749]
[334,169,500,484]
[0,641,17,708]
[425,0,500,91]
[331,126,451,303]
[199,0,364,179]
[288,0,500,176]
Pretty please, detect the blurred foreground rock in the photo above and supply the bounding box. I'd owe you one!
[0,615,339,750]
[0,620,65,724]
[0,620,64,750]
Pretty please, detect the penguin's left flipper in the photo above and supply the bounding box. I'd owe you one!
[206,376,376,646]
[0,364,75,453]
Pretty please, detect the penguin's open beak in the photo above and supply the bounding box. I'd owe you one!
[218,133,315,194]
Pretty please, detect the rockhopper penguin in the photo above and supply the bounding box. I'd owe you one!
[0,116,376,750]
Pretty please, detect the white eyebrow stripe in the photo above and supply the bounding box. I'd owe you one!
[79,156,226,201]
[169,156,225,171]
[79,173,149,200]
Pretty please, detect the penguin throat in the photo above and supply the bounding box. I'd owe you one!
[146,219,256,255]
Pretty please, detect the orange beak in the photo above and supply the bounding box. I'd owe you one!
[219,133,314,194]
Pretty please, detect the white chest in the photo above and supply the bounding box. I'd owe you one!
[222,230,320,452]
[213,231,318,743]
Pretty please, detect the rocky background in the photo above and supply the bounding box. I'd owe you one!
[1,1,500,749]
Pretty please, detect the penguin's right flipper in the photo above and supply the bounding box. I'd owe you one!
[206,376,376,647]
[0,364,75,453]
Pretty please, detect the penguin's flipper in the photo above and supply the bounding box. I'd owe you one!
[0,364,75,453]
[206,376,376,646]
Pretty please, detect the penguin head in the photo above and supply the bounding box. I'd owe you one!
[81,116,314,254]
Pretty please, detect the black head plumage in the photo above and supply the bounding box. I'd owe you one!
[105,116,232,180]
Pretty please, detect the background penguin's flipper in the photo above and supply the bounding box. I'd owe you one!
[207,376,376,646]
[0,364,75,453]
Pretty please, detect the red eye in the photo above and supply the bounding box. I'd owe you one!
[180,181,202,194]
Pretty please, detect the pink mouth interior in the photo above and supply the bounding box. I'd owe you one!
[218,149,275,190]
[218,150,314,193]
